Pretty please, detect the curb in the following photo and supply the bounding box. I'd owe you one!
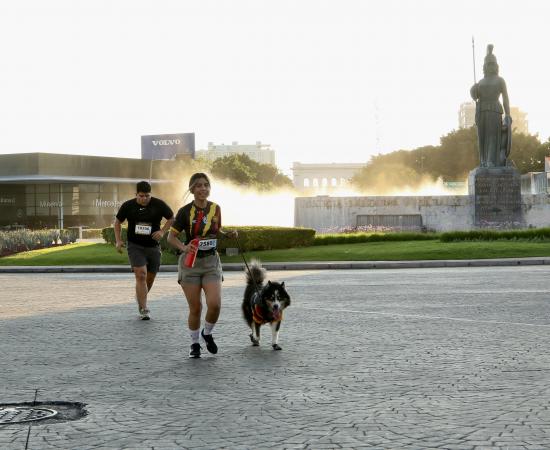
[2,257,550,273]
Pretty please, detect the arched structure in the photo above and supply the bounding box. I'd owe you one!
[291,162,366,191]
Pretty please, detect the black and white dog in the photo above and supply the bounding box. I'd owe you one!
[242,261,291,350]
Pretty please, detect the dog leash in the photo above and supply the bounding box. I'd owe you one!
[233,233,263,299]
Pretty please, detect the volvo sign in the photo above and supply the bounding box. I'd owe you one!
[141,133,195,160]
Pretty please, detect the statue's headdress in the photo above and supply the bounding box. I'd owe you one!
[483,44,499,75]
[484,44,497,65]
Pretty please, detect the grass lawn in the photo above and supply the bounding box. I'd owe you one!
[1,240,550,266]
[0,243,178,266]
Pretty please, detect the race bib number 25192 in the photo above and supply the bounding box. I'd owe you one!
[198,239,217,250]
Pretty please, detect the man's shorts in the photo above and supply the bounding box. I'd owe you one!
[177,251,223,286]
[127,241,162,273]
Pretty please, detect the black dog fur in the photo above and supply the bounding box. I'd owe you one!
[242,260,291,350]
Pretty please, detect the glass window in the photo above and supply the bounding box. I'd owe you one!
[36,193,49,208]
[36,184,49,193]
[25,194,35,206]
[36,206,49,216]
[26,206,36,216]
[100,184,117,193]
[61,192,77,215]
[79,184,100,193]
[25,185,35,194]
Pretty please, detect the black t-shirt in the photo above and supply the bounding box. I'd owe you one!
[171,201,222,245]
[116,197,174,247]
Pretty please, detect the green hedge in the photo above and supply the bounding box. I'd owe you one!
[82,228,103,239]
[313,232,440,246]
[440,228,550,242]
[101,226,315,252]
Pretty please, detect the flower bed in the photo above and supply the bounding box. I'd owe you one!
[0,229,78,257]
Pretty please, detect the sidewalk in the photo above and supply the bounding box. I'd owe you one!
[2,267,550,448]
[1,256,550,272]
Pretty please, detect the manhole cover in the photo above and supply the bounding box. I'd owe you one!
[0,402,86,426]
[0,407,58,424]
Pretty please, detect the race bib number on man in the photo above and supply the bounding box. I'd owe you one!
[135,223,152,235]
[198,239,217,250]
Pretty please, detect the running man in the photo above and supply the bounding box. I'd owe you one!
[114,181,174,320]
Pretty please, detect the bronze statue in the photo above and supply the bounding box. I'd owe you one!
[470,44,512,167]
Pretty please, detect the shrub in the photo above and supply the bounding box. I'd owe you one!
[440,228,550,242]
[82,228,103,239]
[314,232,440,246]
[101,226,315,252]
[218,226,315,252]
[0,229,78,256]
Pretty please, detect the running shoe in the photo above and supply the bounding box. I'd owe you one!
[139,307,151,320]
[201,329,218,354]
[189,343,201,359]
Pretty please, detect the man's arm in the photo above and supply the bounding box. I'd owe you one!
[114,218,125,253]
[152,216,175,242]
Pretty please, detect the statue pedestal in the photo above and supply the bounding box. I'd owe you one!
[468,167,523,228]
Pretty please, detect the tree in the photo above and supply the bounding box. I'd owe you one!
[508,133,546,173]
[210,154,293,190]
[351,127,550,193]
[351,162,423,193]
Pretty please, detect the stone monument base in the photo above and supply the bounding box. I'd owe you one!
[468,167,523,228]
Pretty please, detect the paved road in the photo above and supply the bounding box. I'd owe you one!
[1,266,550,449]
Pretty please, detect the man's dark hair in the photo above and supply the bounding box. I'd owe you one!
[136,181,152,193]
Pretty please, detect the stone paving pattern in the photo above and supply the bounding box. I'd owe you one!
[1,266,550,449]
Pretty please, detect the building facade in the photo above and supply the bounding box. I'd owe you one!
[0,153,188,229]
[291,162,366,191]
[195,141,275,165]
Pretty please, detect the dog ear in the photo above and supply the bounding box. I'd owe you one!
[281,281,285,288]
[267,281,272,286]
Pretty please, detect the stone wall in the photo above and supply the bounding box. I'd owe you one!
[294,195,550,232]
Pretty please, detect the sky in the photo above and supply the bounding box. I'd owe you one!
[1,0,549,176]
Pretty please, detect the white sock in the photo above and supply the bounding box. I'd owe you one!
[190,328,200,344]
[203,321,216,335]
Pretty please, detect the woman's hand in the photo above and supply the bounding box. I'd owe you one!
[186,240,199,254]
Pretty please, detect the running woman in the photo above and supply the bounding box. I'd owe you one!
[167,173,237,358]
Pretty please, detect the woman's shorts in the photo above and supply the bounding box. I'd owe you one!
[177,252,223,286]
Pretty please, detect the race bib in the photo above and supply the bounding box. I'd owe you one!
[198,239,217,250]
[135,223,152,235]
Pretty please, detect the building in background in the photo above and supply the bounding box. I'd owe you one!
[458,102,529,134]
[292,162,365,191]
[195,141,275,165]
[458,102,476,130]
[141,132,195,160]
[0,153,188,229]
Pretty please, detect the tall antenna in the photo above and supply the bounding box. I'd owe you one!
[472,36,477,84]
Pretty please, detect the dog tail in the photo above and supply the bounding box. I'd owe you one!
[243,259,265,326]
[246,259,265,287]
